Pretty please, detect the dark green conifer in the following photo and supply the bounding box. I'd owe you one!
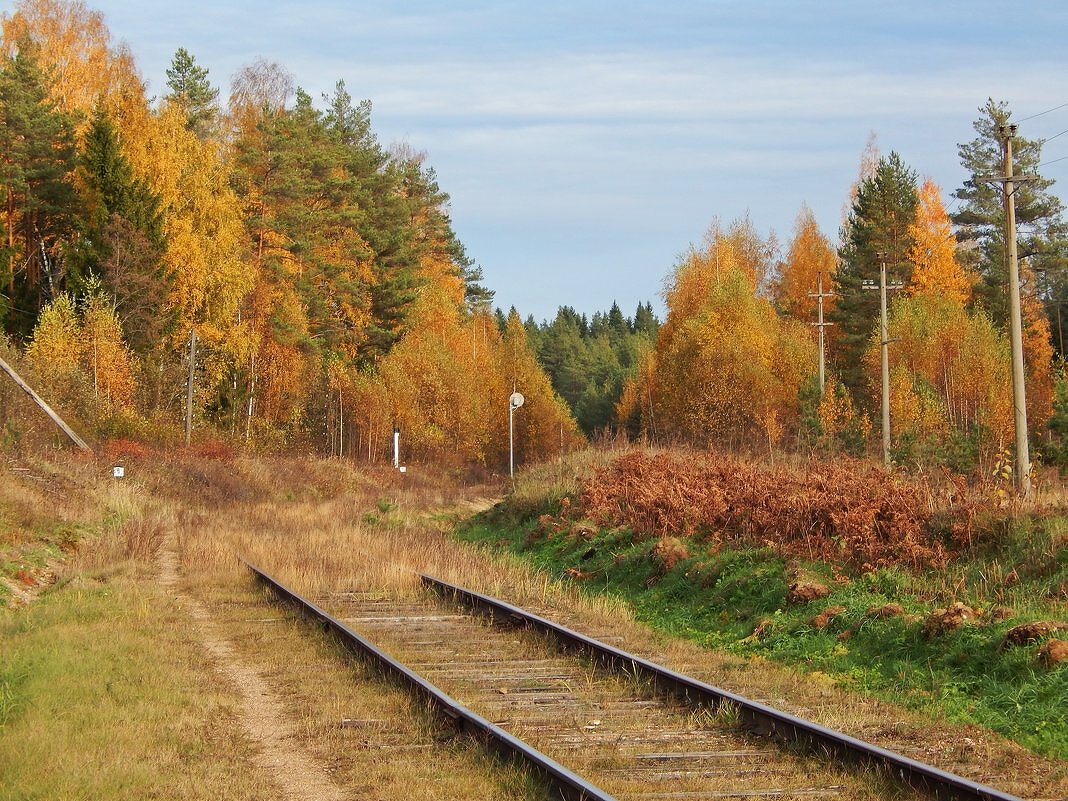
[0,38,79,337]
[832,151,918,399]
[165,47,219,139]
[953,99,1068,336]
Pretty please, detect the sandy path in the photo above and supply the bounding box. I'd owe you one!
[158,545,348,801]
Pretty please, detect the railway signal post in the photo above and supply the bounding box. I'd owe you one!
[509,390,524,479]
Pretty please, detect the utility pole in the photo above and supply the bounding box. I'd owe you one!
[808,271,834,394]
[0,355,91,451]
[978,124,1035,496]
[863,255,902,467]
[185,328,197,446]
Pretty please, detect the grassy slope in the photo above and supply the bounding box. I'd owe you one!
[0,459,276,801]
[456,456,1068,759]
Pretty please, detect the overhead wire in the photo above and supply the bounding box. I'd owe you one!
[1018,101,1068,123]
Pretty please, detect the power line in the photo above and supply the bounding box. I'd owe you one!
[1019,101,1068,123]
[1042,127,1068,143]
[1038,154,1068,168]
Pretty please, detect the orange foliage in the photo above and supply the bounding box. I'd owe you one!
[775,204,836,322]
[344,299,581,468]
[630,219,815,448]
[81,290,135,409]
[864,291,1012,454]
[907,178,973,304]
[1021,260,1054,433]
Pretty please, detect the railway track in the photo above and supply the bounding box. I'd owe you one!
[245,560,1026,801]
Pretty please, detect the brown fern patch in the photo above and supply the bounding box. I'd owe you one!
[577,450,967,571]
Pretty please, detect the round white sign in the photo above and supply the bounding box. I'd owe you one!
[509,391,525,409]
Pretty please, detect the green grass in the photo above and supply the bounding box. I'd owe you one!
[457,504,1068,759]
[0,578,271,800]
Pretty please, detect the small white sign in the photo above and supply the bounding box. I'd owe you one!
[399,465,407,474]
[112,466,125,479]
[509,391,525,409]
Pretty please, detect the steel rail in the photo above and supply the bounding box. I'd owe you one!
[242,559,615,801]
[420,573,1024,801]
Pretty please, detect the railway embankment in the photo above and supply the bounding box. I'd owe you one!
[457,449,1068,763]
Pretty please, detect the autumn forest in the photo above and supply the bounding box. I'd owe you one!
[3,0,1068,475]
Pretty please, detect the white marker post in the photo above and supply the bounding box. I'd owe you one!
[393,427,400,470]
[509,391,524,479]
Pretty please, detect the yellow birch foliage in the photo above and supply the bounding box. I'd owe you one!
[81,290,135,409]
[24,290,136,411]
[1,0,149,133]
[907,178,974,304]
[124,102,251,346]
[631,225,816,447]
[816,376,870,448]
[776,204,837,322]
[24,293,81,383]
[349,291,580,467]
[497,310,582,464]
[865,291,1012,454]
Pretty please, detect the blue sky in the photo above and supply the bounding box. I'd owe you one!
[16,1,1068,322]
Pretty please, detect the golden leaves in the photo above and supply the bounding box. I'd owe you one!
[907,178,974,304]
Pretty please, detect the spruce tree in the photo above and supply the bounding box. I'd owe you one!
[633,301,658,336]
[832,151,918,399]
[76,105,170,353]
[0,38,79,338]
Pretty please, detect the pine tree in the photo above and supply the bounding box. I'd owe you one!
[165,47,219,139]
[832,151,918,399]
[952,99,1068,339]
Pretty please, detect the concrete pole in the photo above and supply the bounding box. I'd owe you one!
[1002,124,1032,496]
[509,404,515,480]
[817,272,826,394]
[393,427,400,469]
[880,257,891,467]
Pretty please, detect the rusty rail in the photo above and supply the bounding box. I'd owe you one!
[243,559,615,801]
